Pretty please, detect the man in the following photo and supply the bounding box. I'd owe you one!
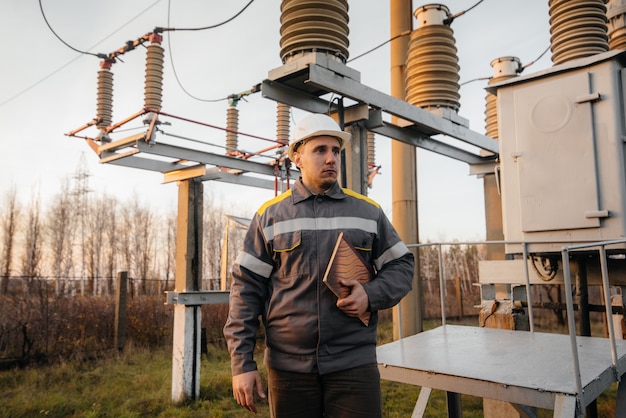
[224,113,415,417]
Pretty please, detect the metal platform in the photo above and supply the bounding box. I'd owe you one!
[377,239,626,417]
[377,325,626,417]
[378,325,626,417]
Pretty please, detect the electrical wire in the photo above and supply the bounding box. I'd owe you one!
[349,0,486,63]
[444,0,486,24]
[163,0,257,102]
[459,43,551,86]
[156,110,277,143]
[460,76,492,87]
[520,44,551,72]
[158,0,255,32]
[39,0,106,59]
[347,30,411,63]
[2,0,163,109]
[0,55,82,108]
[461,42,550,86]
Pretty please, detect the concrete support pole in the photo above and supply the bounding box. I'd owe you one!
[171,179,203,402]
[390,0,421,339]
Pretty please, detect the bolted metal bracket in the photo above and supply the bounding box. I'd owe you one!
[165,290,230,306]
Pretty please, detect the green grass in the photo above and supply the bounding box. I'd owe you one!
[0,320,619,417]
[0,343,473,418]
[0,344,258,418]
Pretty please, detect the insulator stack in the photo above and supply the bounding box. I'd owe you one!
[406,4,461,111]
[226,105,239,153]
[607,0,626,50]
[276,102,290,147]
[367,131,376,167]
[144,34,164,111]
[485,57,521,140]
[279,0,350,63]
[96,61,114,130]
[549,0,608,65]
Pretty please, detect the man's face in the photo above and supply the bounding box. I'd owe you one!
[293,135,342,194]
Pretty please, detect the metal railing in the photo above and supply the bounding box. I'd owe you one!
[560,238,626,398]
[399,238,626,400]
[403,240,540,333]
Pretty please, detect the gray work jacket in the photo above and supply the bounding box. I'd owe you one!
[224,179,414,376]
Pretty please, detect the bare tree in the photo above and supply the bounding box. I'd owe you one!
[119,203,134,291]
[72,155,92,295]
[101,195,119,295]
[84,195,110,295]
[446,244,478,291]
[21,188,43,285]
[203,200,227,290]
[119,195,155,294]
[46,178,77,295]
[1,187,20,294]
[134,200,154,293]
[224,214,248,290]
[462,244,482,293]
[163,210,176,290]
[419,243,440,295]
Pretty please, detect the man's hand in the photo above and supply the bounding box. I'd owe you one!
[336,279,369,318]
[232,370,266,413]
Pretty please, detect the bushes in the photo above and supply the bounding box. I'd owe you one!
[0,287,114,366]
[0,279,232,368]
[0,267,483,369]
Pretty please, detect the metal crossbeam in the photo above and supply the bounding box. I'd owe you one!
[262,53,499,163]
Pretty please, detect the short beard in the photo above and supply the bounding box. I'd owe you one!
[318,178,336,193]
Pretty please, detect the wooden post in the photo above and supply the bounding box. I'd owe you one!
[171,179,203,402]
[611,287,626,339]
[114,271,128,352]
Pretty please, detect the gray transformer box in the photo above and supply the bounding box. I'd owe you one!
[491,50,626,254]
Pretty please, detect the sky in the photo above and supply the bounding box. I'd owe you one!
[0,0,552,242]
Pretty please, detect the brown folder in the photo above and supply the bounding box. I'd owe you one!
[323,232,374,326]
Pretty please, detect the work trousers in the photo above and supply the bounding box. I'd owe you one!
[267,363,382,418]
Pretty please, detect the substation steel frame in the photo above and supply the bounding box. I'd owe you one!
[88,52,498,402]
[261,52,498,164]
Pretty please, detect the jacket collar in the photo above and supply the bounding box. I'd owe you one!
[291,178,346,204]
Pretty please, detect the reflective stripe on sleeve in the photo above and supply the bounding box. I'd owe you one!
[374,241,410,271]
[236,251,273,278]
[262,217,378,241]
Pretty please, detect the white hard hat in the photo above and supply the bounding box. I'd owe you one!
[288,113,351,160]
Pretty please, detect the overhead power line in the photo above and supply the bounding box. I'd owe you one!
[162,0,258,102]
[348,30,411,64]
[460,43,550,86]
[157,0,256,32]
[29,0,261,106]
[520,45,551,72]
[349,0,487,63]
[1,0,163,109]
[444,0,486,24]
[39,0,106,59]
